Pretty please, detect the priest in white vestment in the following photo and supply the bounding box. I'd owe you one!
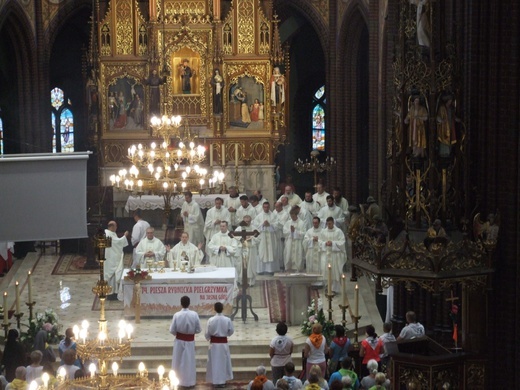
[253,202,281,274]
[333,188,350,233]
[224,186,241,228]
[319,217,347,294]
[130,210,150,267]
[170,296,201,388]
[205,302,235,387]
[300,191,321,216]
[296,204,313,231]
[135,227,166,268]
[304,216,324,275]
[204,197,231,242]
[166,232,203,269]
[236,195,258,222]
[253,189,269,206]
[317,195,346,231]
[207,221,238,268]
[312,183,330,209]
[277,185,302,206]
[283,209,306,272]
[272,202,289,269]
[104,221,129,299]
[181,191,204,246]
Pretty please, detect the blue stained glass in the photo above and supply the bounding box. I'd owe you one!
[52,113,57,153]
[51,88,64,110]
[314,86,325,100]
[60,108,74,153]
[312,104,325,151]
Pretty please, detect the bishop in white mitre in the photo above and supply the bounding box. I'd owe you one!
[253,202,281,274]
[207,221,238,268]
[104,221,129,295]
[135,227,166,268]
[304,216,323,275]
[317,196,346,231]
[319,217,347,294]
[181,191,205,246]
[204,197,231,242]
[167,231,204,269]
[282,209,307,272]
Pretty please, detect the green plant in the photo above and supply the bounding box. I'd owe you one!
[20,309,62,346]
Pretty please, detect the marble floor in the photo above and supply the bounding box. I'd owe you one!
[0,248,385,387]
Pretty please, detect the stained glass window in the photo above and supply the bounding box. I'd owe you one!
[50,88,74,153]
[312,86,326,151]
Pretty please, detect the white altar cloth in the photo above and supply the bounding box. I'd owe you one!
[124,194,244,212]
[122,267,237,317]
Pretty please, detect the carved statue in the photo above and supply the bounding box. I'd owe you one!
[144,69,166,116]
[270,67,285,107]
[473,212,500,243]
[210,69,224,114]
[405,94,428,157]
[436,93,459,158]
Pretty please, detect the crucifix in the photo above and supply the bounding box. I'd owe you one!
[228,228,260,323]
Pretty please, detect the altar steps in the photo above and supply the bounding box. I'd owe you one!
[117,342,305,381]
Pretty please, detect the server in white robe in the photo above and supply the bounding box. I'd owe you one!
[299,191,321,216]
[317,195,346,231]
[205,302,235,387]
[135,228,166,268]
[253,202,281,274]
[130,210,150,267]
[167,232,203,269]
[204,197,231,242]
[104,221,129,299]
[170,296,201,388]
[277,185,302,206]
[312,183,330,209]
[304,217,324,275]
[319,217,347,294]
[283,210,306,272]
[181,191,205,246]
[207,221,238,268]
[236,195,258,223]
[224,186,241,228]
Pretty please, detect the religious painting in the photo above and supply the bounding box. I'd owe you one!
[228,76,265,130]
[171,48,201,95]
[312,104,325,151]
[107,76,145,131]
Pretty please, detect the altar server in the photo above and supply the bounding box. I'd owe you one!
[207,221,238,268]
[283,208,307,272]
[204,197,231,242]
[319,217,347,294]
[205,302,235,387]
[104,221,129,299]
[167,232,203,269]
[170,296,201,388]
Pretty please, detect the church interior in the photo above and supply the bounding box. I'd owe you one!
[0,0,519,388]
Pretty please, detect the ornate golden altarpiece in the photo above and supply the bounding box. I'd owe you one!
[350,1,493,388]
[87,0,288,197]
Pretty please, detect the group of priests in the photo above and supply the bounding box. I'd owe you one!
[104,184,373,297]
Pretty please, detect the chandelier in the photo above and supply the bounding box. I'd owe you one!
[110,115,225,218]
[294,149,336,188]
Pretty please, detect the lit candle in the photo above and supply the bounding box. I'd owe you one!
[341,274,346,307]
[138,362,145,377]
[355,284,359,318]
[235,144,239,167]
[89,363,96,378]
[27,271,33,303]
[42,372,50,388]
[221,144,226,165]
[3,292,8,325]
[15,281,20,314]
[209,145,214,167]
[112,362,119,377]
[327,264,332,296]
[158,365,165,381]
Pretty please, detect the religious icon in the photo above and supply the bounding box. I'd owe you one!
[108,76,145,131]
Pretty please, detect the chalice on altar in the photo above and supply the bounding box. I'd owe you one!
[157,260,166,273]
[146,258,154,273]
[180,260,189,272]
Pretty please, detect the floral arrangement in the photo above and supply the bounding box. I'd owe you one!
[124,267,150,282]
[301,298,336,343]
[21,309,62,346]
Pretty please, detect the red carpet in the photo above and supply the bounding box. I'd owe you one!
[264,279,286,323]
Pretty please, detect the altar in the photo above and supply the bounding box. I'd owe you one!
[122,267,237,318]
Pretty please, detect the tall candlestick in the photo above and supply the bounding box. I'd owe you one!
[15,281,20,314]
[210,145,214,167]
[3,292,8,325]
[327,264,332,295]
[221,144,226,165]
[355,284,359,317]
[28,271,33,303]
[341,274,346,306]
[235,144,239,167]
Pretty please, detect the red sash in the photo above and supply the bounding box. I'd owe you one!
[210,336,228,343]
[176,332,195,341]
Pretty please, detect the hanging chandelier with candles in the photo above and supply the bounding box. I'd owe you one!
[110,115,225,218]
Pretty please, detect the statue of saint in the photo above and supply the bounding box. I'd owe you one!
[144,69,166,116]
[210,69,224,114]
[405,95,428,157]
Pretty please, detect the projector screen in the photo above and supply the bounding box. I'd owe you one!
[0,152,91,242]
